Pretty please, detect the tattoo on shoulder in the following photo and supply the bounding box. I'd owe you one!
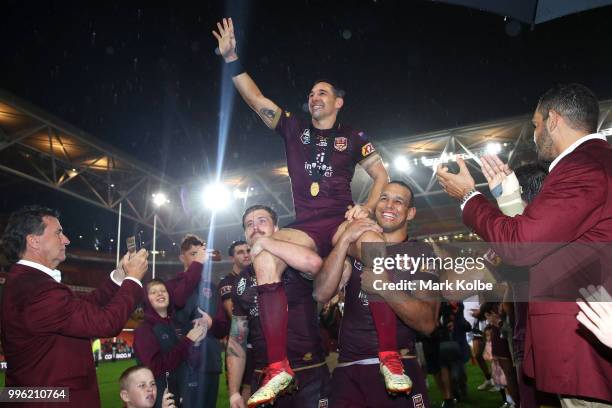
[260,108,276,121]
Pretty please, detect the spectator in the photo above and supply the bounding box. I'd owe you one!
[119,365,176,408]
[0,205,148,407]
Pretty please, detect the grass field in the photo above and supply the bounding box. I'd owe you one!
[1,359,506,407]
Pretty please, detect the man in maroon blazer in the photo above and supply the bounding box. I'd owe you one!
[436,84,612,407]
[0,205,149,407]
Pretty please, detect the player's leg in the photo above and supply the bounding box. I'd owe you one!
[249,228,317,407]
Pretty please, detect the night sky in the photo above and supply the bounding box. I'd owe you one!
[2,0,612,250]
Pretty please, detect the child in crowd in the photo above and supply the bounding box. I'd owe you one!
[119,365,175,408]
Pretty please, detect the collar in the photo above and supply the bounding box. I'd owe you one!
[549,133,607,172]
[17,259,62,282]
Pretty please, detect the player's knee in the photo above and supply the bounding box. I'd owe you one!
[304,253,323,276]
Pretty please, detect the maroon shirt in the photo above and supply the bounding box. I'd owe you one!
[232,265,325,369]
[275,111,377,221]
[339,241,439,363]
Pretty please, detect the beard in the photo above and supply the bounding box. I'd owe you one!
[536,126,556,162]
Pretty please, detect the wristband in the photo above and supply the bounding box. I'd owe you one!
[460,189,477,207]
[227,58,245,77]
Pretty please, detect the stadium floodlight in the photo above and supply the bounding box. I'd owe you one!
[485,142,502,155]
[152,192,169,208]
[203,182,231,210]
[393,156,411,172]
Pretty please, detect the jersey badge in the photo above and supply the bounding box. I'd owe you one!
[334,137,347,151]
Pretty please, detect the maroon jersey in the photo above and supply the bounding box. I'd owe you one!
[231,265,325,370]
[275,111,377,221]
[338,241,439,363]
[218,273,239,302]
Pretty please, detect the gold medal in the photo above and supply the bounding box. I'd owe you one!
[310,181,320,197]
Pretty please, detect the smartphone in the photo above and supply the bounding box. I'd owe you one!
[126,232,145,255]
[126,236,137,254]
[446,161,460,174]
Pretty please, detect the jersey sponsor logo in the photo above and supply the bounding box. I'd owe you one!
[237,277,247,295]
[304,161,334,178]
[412,394,425,408]
[220,285,232,297]
[334,136,347,151]
[318,399,329,408]
[361,142,375,157]
[300,128,311,144]
[302,352,313,361]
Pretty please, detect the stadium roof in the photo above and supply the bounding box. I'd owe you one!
[1,88,611,246]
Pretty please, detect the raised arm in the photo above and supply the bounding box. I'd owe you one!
[166,246,207,308]
[213,17,281,129]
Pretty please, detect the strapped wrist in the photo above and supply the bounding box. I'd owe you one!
[226,58,245,77]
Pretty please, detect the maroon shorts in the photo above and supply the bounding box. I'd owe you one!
[330,359,430,408]
[286,214,345,257]
[251,364,330,408]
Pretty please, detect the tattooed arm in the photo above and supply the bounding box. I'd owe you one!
[212,17,281,129]
[226,315,249,403]
[232,73,282,129]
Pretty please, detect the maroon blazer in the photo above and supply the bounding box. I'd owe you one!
[463,139,612,401]
[0,263,143,407]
